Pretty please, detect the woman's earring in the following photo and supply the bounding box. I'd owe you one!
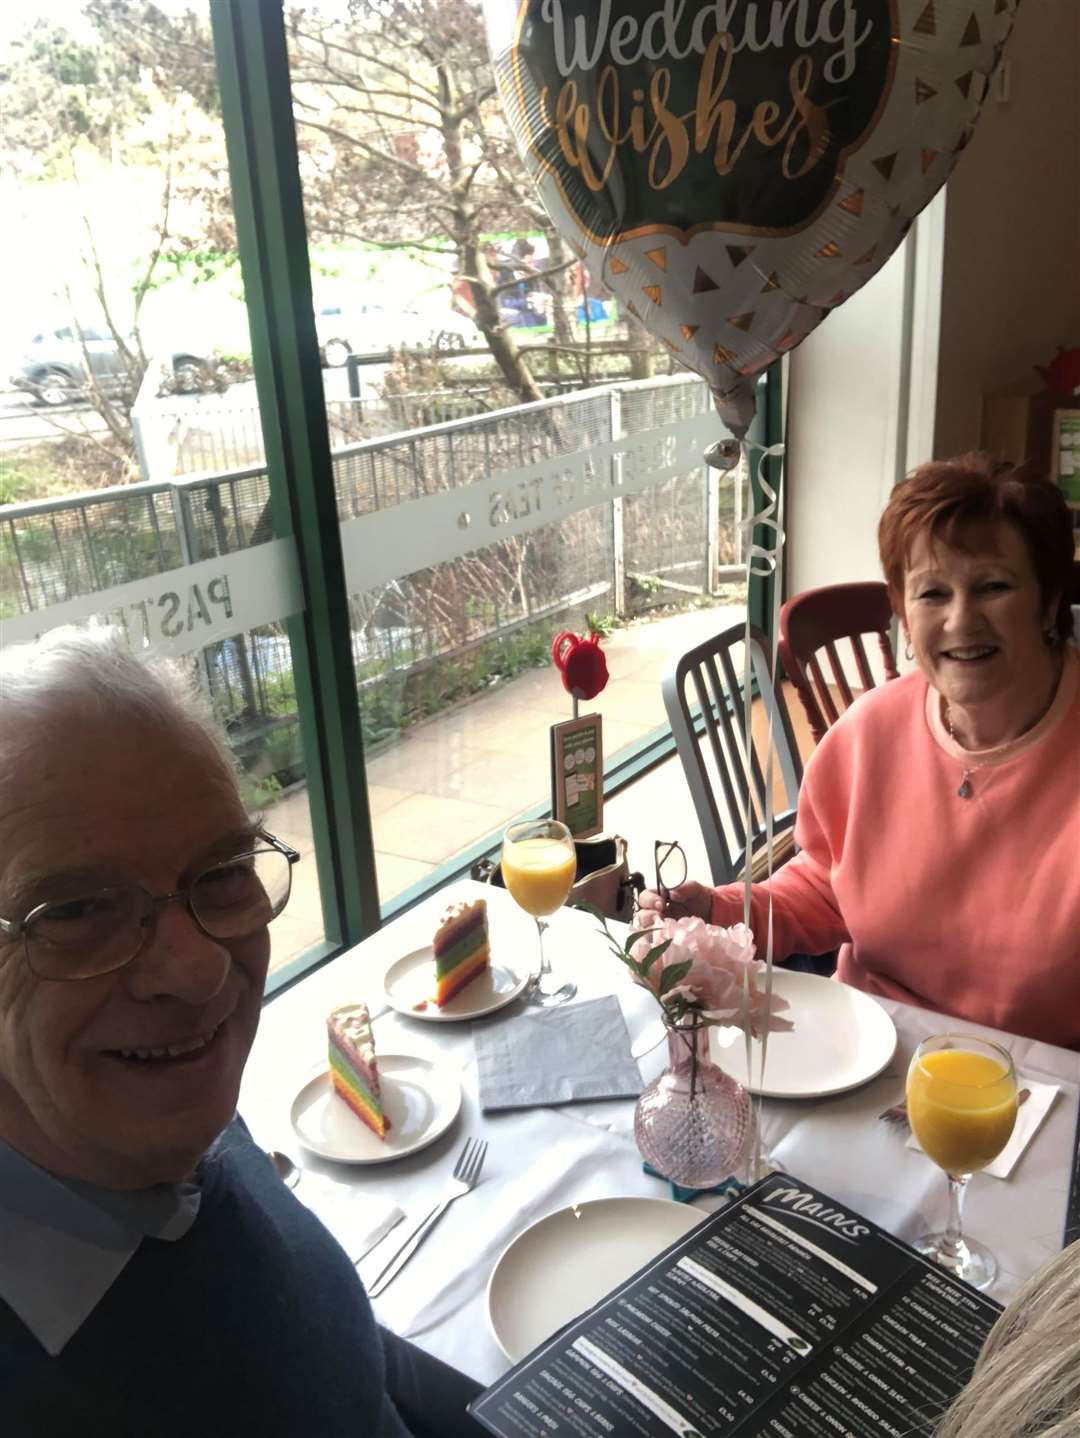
[903,637,914,662]
[1044,626,1059,647]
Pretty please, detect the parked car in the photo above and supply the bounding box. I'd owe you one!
[314,300,484,366]
[10,324,211,407]
[315,302,395,367]
[410,306,485,352]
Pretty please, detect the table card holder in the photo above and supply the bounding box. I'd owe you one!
[470,1171,1003,1438]
[1051,408,1080,503]
[550,713,603,840]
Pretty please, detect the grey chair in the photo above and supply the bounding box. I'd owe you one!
[662,622,804,887]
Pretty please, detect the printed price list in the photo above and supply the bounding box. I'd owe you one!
[472,1175,1001,1438]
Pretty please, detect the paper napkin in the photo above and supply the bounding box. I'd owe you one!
[295,1172,403,1263]
[906,1077,1060,1179]
[474,995,643,1112]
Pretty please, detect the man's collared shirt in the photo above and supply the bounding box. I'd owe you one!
[0,1138,202,1356]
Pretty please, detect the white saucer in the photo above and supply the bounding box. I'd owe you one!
[710,969,898,1099]
[290,1054,461,1164]
[383,945,529,1022]
[487,1197,703,1362]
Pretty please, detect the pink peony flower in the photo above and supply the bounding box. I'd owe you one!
[628,913,793,1039]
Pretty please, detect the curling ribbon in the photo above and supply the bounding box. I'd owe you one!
[736,439,785,1183]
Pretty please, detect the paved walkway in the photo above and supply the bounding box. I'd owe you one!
[265,603,747,968]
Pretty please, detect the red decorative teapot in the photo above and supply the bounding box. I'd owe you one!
[551,629,609,701]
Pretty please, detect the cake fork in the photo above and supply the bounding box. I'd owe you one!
[366,1137,488,1299]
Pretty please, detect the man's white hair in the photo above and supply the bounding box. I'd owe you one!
[0,625,235,776]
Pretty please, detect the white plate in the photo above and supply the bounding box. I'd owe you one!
[710,969,897,1099]
[289,1054,461,1164]
[487,1197,703,1363]
[383,945,529,1022]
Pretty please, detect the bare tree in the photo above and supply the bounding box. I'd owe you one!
[1,18,223,472]
[89,0,606,405]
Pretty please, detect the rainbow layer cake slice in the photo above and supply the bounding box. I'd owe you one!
[327,1003,389,1138]
[432,898,491,1008]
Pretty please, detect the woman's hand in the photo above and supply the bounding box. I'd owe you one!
[637,882,713,923]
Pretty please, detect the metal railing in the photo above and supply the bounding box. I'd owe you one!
[2,374,745,782]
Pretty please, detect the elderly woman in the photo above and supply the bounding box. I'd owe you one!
[0,629,486,1436]
[641,455,1079,1049]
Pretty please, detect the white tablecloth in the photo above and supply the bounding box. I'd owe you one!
[239,882,1080,1387]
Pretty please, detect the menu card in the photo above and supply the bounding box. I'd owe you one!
[471,1172,1001,1438]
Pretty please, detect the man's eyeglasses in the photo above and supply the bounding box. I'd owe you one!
[0,832,300,982]
[654,839,687,903]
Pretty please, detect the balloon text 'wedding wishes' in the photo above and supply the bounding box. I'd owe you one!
[487,0,1020,437]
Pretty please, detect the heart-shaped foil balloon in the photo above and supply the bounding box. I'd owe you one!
[486,0,1020,438]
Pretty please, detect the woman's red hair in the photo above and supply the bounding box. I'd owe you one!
[878,453,1074,641]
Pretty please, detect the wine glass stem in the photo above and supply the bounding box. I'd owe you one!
[942,1173,969,1260]
[535,918,550,982]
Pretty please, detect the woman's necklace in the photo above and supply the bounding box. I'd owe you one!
[943,657,1063,798]
[944,707,985,799]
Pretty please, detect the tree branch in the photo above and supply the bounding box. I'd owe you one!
[488,255,578,299]
[290,22,440,97]
[131,119,176,337]
[314,226,455,254]
[293,115,433,182]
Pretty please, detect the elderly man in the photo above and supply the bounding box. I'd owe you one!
[0,628,486,1436]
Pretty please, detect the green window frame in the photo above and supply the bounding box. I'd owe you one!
[209,0,785,998]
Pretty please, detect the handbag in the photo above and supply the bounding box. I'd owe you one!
[471,834,643,921]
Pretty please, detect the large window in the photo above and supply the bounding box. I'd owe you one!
[0,1,777,991]
[284,2,752,921]
[0,2,330,976]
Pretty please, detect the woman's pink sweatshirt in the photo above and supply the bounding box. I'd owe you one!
[708,647,1080,1049]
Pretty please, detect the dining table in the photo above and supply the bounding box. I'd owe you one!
[238,880,1080,1389]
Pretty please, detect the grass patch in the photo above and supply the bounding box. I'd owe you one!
[1,437,134,503]
[0,450,73,505]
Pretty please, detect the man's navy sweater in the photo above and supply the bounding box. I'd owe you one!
[1,1123,446,1437]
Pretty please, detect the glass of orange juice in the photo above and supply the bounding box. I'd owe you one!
[906,1033,1018,1289]
[502,819,577,1007]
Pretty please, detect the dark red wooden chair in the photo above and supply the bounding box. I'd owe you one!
[778,582,899,746]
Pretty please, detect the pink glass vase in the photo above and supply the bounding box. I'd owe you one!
[634,1015,755,1190]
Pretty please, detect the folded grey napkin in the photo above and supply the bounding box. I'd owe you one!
[474,995,643,1112]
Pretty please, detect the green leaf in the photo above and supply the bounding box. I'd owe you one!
[624,927,660,956]
[658,959,693,996]
[639,939,672,974]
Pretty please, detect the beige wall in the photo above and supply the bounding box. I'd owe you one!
[786,244,911,595]
[787,1,1079,599]
[934,0,1080,459]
